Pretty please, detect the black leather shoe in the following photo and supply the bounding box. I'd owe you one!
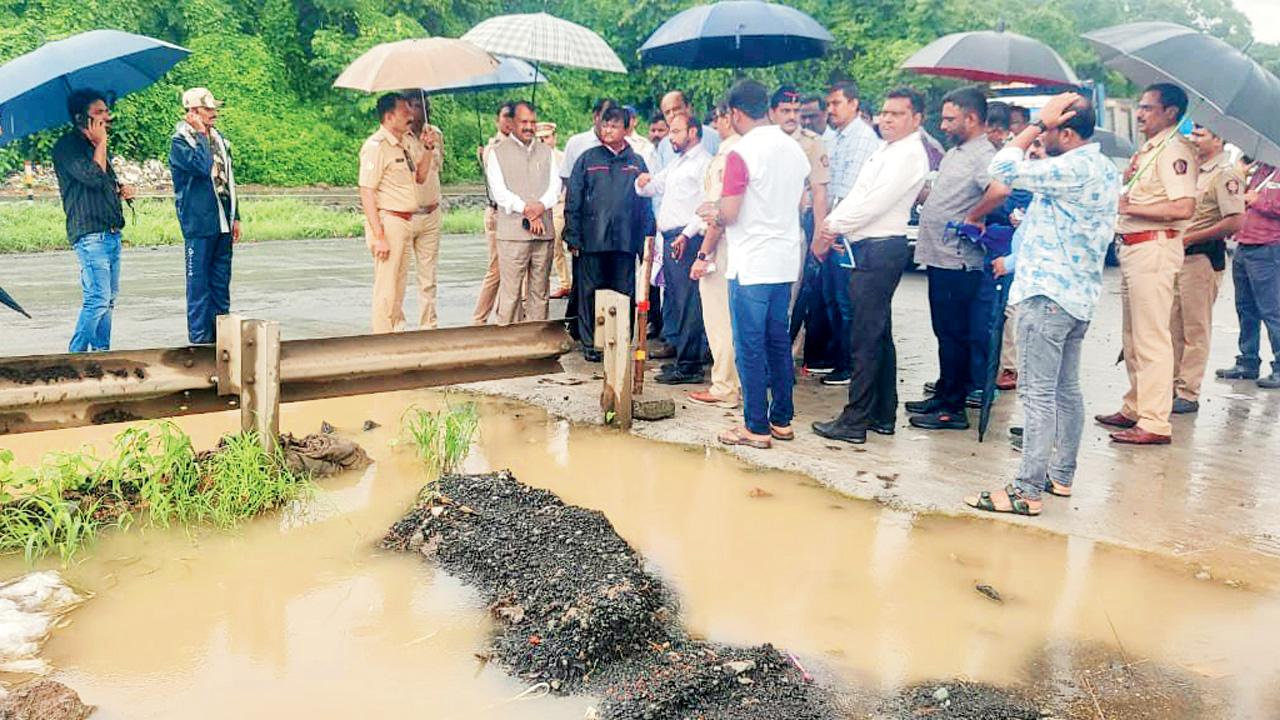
[812,420,866,444]
[869,422,895,436]
[583,348,603,363]
[1259,372,1280,389]
[1216,365,1260,380]
[909,410,970,430]
[904,396,944,414]
[1171,397,1199,414]
[655,370,704,385]
[1010,426,1023,437]
[648,341,676,359]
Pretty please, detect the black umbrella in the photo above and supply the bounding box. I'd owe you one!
[639,0,833,69]
[902,23,1080,87]
[0,284,31,318]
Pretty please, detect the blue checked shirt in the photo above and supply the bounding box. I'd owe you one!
[824,117,882,202]
[989,142,1121,321]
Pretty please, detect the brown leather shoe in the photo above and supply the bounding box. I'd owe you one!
[995,369,1018,391]
[1094,411,1137,429]
[1110,427,1171,445]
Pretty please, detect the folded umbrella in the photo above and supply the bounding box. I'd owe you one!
[1084,21,1280,166]
[0,30,189,146]
[903,25,1080,87]
[639,0,833,70]
[979,270,1013,442]
[0,284,31,318]
[333,38,498,93]
[463,13,627,73]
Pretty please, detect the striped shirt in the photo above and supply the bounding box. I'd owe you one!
[52,131,125,243]
[824,117,882,202]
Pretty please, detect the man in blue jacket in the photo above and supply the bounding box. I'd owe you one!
[170,87,240,344]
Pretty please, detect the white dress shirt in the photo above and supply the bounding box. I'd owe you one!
[485,136,562,216]
[559,130,600,179]
[635,142,712,236]
[825,130,929,241]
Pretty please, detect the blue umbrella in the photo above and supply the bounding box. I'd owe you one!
[639,0,833,70]
[423,56,547,96]
[0,30,190,146]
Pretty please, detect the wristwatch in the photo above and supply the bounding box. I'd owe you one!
[696,252,708,261]
[1033,120,1049,133]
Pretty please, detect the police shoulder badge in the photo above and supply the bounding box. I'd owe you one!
[1226,178,1241,194]
[1173,159,1189,175]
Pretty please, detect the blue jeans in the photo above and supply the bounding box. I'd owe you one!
[729,280,794,435]
[1014,296,1088,501]
[1232,243,1280,373]
[820,252,854,373]
[69,231,122,352]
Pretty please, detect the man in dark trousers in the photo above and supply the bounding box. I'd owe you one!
[565,104,655,361]
[169,87,239,344]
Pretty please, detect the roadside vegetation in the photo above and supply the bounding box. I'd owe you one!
[400,402,481,476]
[0,422,313,565]
[0,199,484,253]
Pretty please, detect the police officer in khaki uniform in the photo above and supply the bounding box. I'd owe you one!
[472,103,515,325]
[536,121,572,297]
[1096,84,1199,444]
[403,93,444,329]
[358,93,435,333]
[1170,124,1246,414]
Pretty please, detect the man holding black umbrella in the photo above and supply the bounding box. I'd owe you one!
[1096,83,1198,445]
[52,89,136,353]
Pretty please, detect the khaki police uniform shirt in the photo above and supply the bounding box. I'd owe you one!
[358,127,417,214]
[402,124,444,209]
[790,127,829,210]
[1116,126,1199,234]
[1185,152,1246,235]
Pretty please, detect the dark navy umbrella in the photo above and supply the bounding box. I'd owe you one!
[0,30,189,146]
[639,0,834,69]
[422,56,547,96]
[0,284,31,318]
[951,222,1016,442]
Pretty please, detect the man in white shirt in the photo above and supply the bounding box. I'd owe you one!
[636,112,713,383]
[486,101,562,324]
[811,87,931,445]
[705,80,810,450]
[559,98,616,180]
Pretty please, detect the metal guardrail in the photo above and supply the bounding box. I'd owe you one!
[0,318,573,439]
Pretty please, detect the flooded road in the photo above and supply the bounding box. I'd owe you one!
[2,392,1278,718]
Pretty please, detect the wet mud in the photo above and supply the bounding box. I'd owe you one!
[0,361,145,386]
[385,471,838,719]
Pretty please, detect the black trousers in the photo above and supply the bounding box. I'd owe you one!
[791,209,834,368]
[575,251,636,351]
[926,265,984,412]
[835,237,910,429]
[662,229,708,375]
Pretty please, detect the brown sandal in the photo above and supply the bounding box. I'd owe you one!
[718,427,772,449]
[770,425,795,441]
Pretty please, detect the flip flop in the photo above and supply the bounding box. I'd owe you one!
[965,484,1041,516]
[718,427,772,450]
[770,425,795,441]
[1043,479,1072,498]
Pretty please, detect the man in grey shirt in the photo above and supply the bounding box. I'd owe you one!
[906,86,1010,430]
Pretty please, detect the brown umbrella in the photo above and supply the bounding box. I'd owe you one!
[333,38,498,93]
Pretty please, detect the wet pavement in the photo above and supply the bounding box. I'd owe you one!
[2,236,1277,578]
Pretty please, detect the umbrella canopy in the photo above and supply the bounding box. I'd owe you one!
[1092,127,1135,159]
[902,29,1080,87]
[334,38,498,92]
[638,0,833,70]
[423,56,547,95]
[462,13,627,73]
[0,30,189,146]
[1084,21,1280,166]
[0,284,31,318]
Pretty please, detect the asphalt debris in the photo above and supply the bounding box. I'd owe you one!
[383,471,838,720]
[878,680,1041,719]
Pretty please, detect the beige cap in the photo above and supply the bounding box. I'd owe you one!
[535,121,557,137]
[182,87,223,110]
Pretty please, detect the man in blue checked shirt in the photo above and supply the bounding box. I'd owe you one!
[963,92,1120,518]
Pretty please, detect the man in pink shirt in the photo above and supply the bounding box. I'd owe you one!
[1216,162,1280,389]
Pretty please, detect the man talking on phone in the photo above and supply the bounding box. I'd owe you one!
[170,87,240,345]
[52,89,135,353]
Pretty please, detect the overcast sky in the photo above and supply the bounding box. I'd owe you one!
[1236,0,1280,44]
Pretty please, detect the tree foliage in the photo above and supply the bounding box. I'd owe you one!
[1,0,1275,185]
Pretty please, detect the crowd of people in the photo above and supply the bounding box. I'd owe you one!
[48,75,1280,518]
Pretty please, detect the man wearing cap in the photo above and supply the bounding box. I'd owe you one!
[358,93,439,333]
[402,93,444,329]
[1096,83,1198,445]
[1169,124,1245,414]
[537,121,572,298]
[169,87,239,345]
[487,101,560,325]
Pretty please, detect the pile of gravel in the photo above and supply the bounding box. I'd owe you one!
[383,471,838,719]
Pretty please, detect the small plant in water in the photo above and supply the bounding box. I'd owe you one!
[400,402,480,474]
[0,422,314,565]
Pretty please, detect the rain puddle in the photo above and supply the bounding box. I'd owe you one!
[1,390,1278,719]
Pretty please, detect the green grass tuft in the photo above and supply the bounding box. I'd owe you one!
[400,402,480,475]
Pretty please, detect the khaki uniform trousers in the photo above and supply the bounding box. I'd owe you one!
[1171,253,1222,401]
[699,242,739,403]
[496,238,553,325]
[1000,304,1018,372]
[412,208,442,329]
[551,203,571,291]
[1119,236,1184,436]
[471,205,501,324]
[370,213,412,334]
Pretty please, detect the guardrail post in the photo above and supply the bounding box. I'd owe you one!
[239,319,281,452]
[594,290,632,429]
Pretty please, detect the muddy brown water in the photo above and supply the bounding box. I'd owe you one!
[1,391,1278,719]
